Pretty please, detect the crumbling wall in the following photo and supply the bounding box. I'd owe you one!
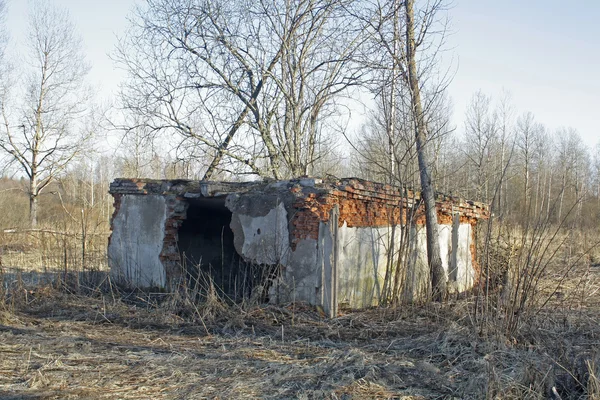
[108,178,489,312]
[108,194,168,287]
[109,180,188,289]
[159,195,188,287]
[226,194,291,266]
[336,223,395,308]
[319,218,477,308]
[281,179,487,308]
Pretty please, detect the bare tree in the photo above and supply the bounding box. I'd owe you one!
[116,0,362,180]
[494,91,515,218]
[0,0,6,60]
[515,112,543,217]
[462,90,497,202]
[0,0,9,167]
[554,128,589,225]
[403,0,446,301]
[594,142,600,213]
[353,82,421,188]
[353,0,451,301]
[0,1,91,227]
[116,123,156,179]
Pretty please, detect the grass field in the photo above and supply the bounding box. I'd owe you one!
[1,260,599,400]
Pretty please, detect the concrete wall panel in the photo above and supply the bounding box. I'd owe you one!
[403,226,430,302]
[108,195,167,287]
[277,238,319,304]
[232,202,291,266]
[454,223,475,291]
[336,224,392,308]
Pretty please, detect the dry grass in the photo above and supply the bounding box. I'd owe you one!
[0,292,445,399]
[0,262,599,399]
[0,229,109,273]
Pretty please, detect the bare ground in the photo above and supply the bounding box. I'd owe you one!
[0,267,599,399]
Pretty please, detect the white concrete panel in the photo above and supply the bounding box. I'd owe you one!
[236,202,291,265]
[454,223,475,291]
[279,238,319,304]
[336,223,399,308]
[403,225,431,302]
[108,195,167,287]
[438,224,452,277]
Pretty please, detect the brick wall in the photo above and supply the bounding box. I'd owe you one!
[108,180,190,288]
[289,178,489,249]
[158,195,188,286]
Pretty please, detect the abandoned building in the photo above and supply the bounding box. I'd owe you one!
[108,177,489,316]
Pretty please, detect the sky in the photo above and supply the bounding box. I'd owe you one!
[4,0,139,103]
[449,0,599,149]
[4,0,599,150]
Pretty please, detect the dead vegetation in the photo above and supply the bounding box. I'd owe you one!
[1,258,599,400]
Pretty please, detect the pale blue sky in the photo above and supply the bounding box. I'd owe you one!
[449,0,599,148]
[5,0,138,102]
[5,0,599,149]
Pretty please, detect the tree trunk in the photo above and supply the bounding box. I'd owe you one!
[558,171,566,222]
[29,179,38,228]
[546,169,552,220]
[524,150,530,214]
[405,0,446,301]
[381,0,401,303]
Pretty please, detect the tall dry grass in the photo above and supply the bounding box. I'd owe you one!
[470,193,600,398]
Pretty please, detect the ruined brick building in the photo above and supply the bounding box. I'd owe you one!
[108,177,489,316]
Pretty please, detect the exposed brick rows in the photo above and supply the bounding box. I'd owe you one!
[107,193,123,249]
[288,181,488,251]
[158,196,188,286]
[110,177,489,220]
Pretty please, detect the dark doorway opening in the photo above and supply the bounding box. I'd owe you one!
[177,197,254,301]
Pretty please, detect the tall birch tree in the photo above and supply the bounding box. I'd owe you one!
[0,1,91,227]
